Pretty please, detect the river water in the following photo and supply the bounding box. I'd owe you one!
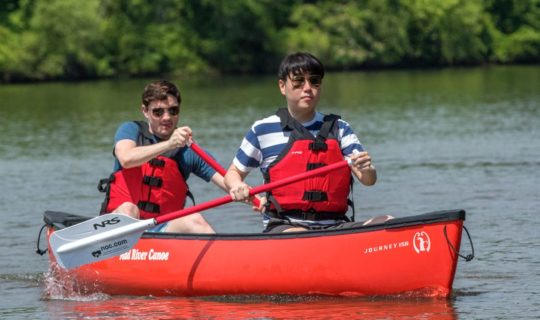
[0,66,538,319]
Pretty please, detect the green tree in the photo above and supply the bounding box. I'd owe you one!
[0,0,108,80]
[401,0,490,65]
[486,0,540,62]
[1,0,539,82]
[98,0,205,76]
[183,0,292,73]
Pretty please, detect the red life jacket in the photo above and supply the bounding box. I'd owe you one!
[99,121,190,219]
[265,109,352,218]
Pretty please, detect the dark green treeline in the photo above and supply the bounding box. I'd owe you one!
[1,0,539,82]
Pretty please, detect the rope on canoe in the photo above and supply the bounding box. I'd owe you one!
[36,224,48,256]
[444,225,475,262]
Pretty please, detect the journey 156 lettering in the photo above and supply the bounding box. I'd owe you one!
[364,241,409,254]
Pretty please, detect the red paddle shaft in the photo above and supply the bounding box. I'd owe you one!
[155,159,351,225]
[190,142,227,176]
[190,142,261,207]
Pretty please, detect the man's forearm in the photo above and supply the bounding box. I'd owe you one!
[224,166,244,191]
[352,165,377,186]
[117,141,172,168]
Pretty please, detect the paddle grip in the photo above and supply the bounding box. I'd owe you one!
[155,159,351,225]
[190,142,261,207]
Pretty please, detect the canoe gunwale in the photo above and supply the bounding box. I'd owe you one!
[43,209,465,240]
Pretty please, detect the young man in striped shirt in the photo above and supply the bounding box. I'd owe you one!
[225,52,385,233]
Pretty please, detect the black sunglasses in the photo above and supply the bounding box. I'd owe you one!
[289,75,322,89]
[150,106,180,117]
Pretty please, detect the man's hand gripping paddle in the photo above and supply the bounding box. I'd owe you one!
[189,141,261,208]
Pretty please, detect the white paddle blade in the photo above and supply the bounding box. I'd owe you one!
[49,214,156,269]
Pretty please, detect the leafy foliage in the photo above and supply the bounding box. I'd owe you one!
[1,0,538,81]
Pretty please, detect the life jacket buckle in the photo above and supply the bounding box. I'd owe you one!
[142,176,163,187]
[137,201,160,213]
[309,140,328,151]
[148,158,166,167]
[302,190,328,202]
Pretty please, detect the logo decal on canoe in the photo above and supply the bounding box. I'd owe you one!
[413,231,431,254]
[118,248,170,261]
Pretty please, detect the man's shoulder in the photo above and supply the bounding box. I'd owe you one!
[117,120,141,131]
[115,121,141,142]
[318,112,351,128]
[253,113,280,126]
[251,114,281,134]
[336,117,353,128]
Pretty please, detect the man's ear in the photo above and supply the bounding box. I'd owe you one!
[278,79,286,95]
[141,105,150,120]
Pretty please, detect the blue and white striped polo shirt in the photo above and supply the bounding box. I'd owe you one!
[232,111,365,174]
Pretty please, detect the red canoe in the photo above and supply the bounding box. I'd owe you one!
[41,209,472,297]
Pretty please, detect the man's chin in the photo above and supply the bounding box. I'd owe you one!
[297,103,316,110]
[156,129,173,139]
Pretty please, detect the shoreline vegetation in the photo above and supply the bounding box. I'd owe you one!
[1,0,539,83]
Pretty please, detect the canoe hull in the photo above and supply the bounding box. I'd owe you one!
[45,210,465,297]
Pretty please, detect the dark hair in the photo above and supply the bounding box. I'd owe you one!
[278,52,325,80]
[142,80,181,107]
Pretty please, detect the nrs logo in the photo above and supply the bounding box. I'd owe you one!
[413,231,431,254]
[93,217,121,230]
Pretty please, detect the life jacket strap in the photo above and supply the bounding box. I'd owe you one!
[306,162,326,170]
[307,114,338,151]
[142,176,163,187]
[137,201,160,213]
[97,175,115,193]
[265,194,283,214]
[302,190,328,202]
[186,190,195,206]
[98,174,116,215]
[148,158,166,167]
[309,140,328,151]
[348,179,355,222]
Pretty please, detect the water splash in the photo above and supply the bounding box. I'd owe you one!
[41,263,110,302]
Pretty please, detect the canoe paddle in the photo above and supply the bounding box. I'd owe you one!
[49,159,352,269]
[189,141,260,207]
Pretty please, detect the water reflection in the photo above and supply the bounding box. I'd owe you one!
[45,295,456,320]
